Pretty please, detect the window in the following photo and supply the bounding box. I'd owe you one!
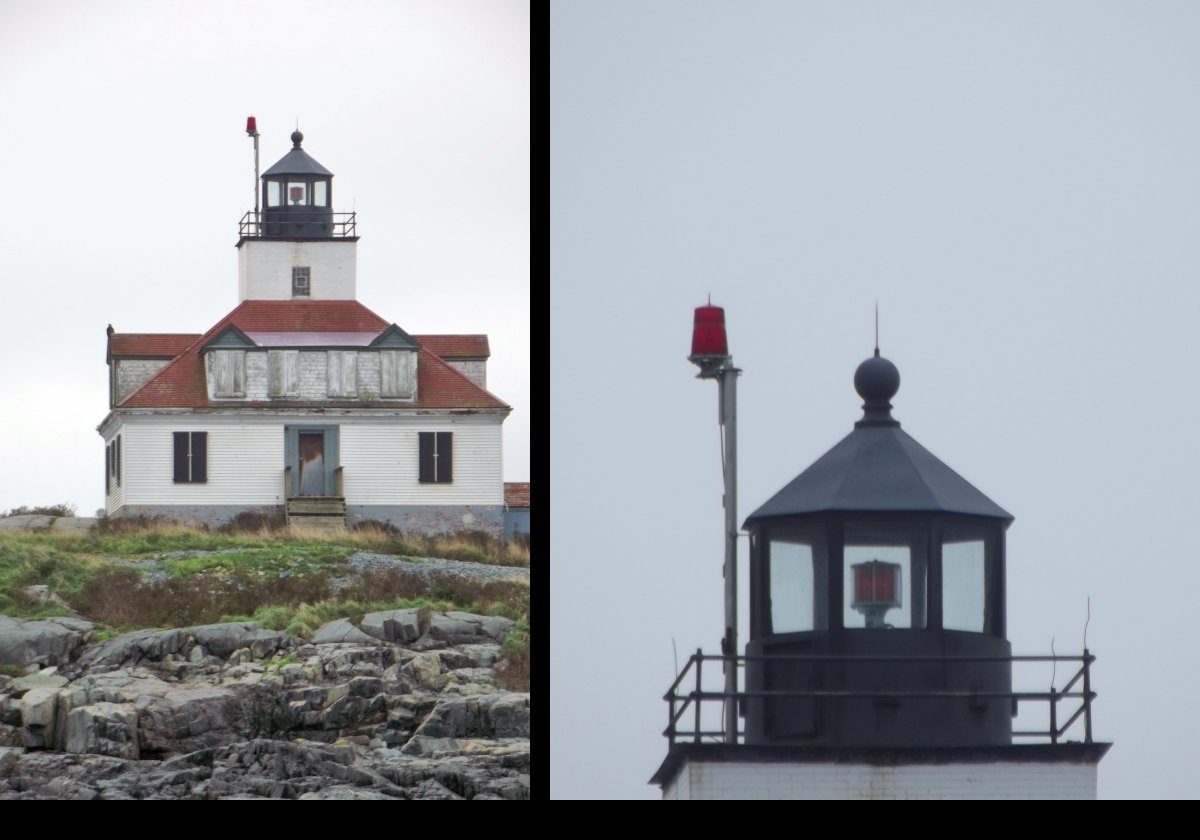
[842,522,927,629]
[287,181,308,205]
[292,266,310,298]
[766,523,826,633]
[105,436,121,492]
[942,523,993,634]
[380,350,415,398]
[213,350,245,397]
[266,181,281,207]
[268,349,299,397]
[328,351,357,397]
[419,432,453,483]
[314,181,328,207]
[173,432,207,483]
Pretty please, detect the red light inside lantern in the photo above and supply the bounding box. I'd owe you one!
[246,116,257,135]
[852,560,900,607]
[290,186,304,202]
[690,304,729,358]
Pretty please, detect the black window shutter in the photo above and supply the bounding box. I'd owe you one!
[438,432,453,483]
[419,432,434,483]
[115,436,121,485]
[192,432,208,483]
[173,432,188,483]
[105,445,111,493]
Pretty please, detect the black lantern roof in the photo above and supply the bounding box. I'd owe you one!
[262,131,333,178]
[745,350,1012,524]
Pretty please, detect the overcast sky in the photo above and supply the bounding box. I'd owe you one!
[553,2,1200,799]
[0,0,528,517]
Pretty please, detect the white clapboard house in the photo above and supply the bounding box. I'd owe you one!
[99,130,511,533]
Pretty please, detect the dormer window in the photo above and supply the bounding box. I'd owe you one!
[292,266,311,298]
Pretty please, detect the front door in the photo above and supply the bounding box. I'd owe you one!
[298,432,325,496]
[285,425,340,497]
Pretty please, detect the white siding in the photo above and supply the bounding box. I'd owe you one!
[238,240,357,301]
[121,420,286,506]
[340,419,503,505]
[667,759,1098,800]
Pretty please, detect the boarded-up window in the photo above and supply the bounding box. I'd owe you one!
[213,350,246,397]
[380,350,415,398]
[418,432,453,483]
[328,351,358,398]
[268,350,299,397]
[173,432,207,483]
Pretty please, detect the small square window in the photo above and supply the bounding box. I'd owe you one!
[293,266,311,298]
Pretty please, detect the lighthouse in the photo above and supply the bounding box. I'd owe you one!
[653,305,1110,799]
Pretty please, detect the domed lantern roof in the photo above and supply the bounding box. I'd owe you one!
[745,349,1012,524]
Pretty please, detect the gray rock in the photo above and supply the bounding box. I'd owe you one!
[411,693,530,739]
[10,672,69,695]
[311,619,375,645]
[187,622,289,659]
[0,615,92,667]
[79,628,186,669]
[20,686,60,732]
[359,608,422,643]
[64,702,139,759]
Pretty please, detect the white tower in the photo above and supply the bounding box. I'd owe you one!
[237,130,358,302]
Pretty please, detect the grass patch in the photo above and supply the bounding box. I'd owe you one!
[1,523,530,646]
[497,621,530,692]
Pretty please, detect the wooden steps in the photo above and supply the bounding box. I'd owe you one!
[286,497,347,533]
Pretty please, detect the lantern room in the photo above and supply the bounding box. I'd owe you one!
[742,348,1014,748]
[260,130,334,238]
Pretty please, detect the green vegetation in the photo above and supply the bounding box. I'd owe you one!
[0,522,529,676]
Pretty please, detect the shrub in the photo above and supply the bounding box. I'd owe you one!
[2,503,77,518]
[217,509,288,535]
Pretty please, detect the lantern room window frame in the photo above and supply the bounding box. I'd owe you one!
[750,513,1006,640]
[263,176,331,209]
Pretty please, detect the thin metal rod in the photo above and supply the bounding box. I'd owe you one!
[1082,647,1094,743]
[252,130,260,219]
[718,365,738,744]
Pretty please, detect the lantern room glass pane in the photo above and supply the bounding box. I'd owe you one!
[943,535,987,633]
[843,522,927,629]
[770,540,814,633]
[267,181,281,207]
[287,181,308,205]
[314,180,328,206]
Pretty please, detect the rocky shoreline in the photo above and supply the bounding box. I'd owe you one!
[0,609,529,799]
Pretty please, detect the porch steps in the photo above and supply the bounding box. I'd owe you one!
[286,497,347,533]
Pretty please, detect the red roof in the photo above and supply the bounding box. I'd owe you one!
[412,335,490,359]
[504,482,530,508]
[119,300,509,411]
[108,333,201,358]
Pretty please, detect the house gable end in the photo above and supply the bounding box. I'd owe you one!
[370,324,423,349]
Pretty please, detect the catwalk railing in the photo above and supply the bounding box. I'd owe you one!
[238,211,357,239]
[664,649,1096,746]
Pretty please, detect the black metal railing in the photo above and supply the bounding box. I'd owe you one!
[238,211,357,239]
[664,649,1097,746]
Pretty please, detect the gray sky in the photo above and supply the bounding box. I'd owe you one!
[553,2,1200,799]
[0,0,528,517]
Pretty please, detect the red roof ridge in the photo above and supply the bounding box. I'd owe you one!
[117,299,509,411]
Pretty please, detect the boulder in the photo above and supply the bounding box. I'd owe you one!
[188,623,289,659]
[411,693,529,739]
[64,702,139,759]
[0,616,92,667]
[359,609,422,643]
[311,619,375,645]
